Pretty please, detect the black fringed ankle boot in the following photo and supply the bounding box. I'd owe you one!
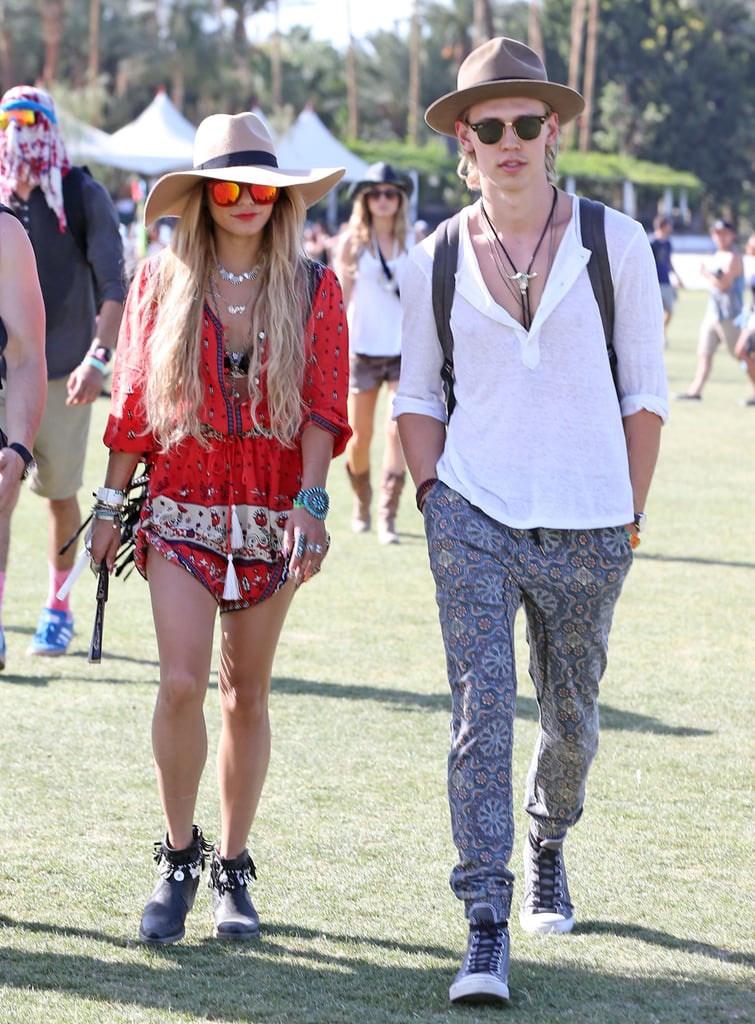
[209,847,260,940]
[138,825,212,944]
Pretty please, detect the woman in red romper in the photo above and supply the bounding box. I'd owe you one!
[89,112,349,944]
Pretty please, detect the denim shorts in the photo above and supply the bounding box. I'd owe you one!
[348,352,401,393]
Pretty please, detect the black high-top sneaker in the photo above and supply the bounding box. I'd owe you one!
[209,847,260,940]
[138,825,211,944]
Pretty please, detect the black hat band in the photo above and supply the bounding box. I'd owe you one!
[197,149,279,171]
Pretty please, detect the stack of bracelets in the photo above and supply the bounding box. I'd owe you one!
[92,486,126,530]
[293,486,330,520]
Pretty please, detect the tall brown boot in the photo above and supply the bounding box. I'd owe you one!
[346,465,372,532]
[377,470,405,545]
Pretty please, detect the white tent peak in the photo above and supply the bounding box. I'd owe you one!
[106,90,196,175]
[273,107,368,183]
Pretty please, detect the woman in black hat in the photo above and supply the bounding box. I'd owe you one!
[334,162,413,544]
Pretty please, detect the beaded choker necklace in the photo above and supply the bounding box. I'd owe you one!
[480,186,558,330]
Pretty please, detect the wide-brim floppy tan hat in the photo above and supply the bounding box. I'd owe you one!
[425,37,585,137]
[144,111,345,224]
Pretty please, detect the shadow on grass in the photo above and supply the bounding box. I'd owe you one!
[579,919,754,968]
[639,552,755,570]
[273,677,712,737]
[0,914,750,1023]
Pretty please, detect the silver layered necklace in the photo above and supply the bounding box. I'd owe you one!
[210,265,258,317]
[217,262,259,285]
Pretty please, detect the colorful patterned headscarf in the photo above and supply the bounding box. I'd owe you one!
[0,85,71,232]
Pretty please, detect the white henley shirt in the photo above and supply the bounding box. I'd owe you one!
[393,197,669,530]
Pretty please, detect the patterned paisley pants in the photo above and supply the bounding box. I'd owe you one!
[423,482,633,921]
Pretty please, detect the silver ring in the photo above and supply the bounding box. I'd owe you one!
[306,543,324,554]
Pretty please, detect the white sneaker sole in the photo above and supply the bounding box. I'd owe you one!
[450,973,510,1004]
[519,909,575,934]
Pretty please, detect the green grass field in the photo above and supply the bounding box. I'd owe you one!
[0,289,752,1023]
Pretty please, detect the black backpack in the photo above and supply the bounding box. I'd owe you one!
[431,197,616,417]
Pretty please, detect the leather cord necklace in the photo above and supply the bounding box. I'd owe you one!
[480,185,558,329]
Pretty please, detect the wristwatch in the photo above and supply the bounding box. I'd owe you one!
[90,344,112,364]
[8,442,35,480]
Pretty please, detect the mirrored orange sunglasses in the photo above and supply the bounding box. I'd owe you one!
[206,181,280,207]
[0,108,40,130]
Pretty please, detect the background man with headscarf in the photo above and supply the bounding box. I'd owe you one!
[0,86,126,659]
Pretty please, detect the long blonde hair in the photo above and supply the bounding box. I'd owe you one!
[341,187,411,277]
[139,185,310,449]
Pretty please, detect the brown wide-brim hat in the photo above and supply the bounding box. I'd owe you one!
[144,112,345,224]
[425,37,585,137]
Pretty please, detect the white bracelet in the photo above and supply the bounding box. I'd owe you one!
[96,486,126,507]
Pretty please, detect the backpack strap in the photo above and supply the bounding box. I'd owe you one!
[579,197,617,388]
[432,212,461,417]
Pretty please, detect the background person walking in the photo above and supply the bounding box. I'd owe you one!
[676,218,750,402]
[0,85,125,660]
[334,162,413,544]
[0,204,47,667]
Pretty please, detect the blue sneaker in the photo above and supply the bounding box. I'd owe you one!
[449,903,510,1005]
[0,626,5,670]
[27,608,74,656]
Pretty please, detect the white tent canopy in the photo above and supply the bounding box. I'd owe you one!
[57,107,120,167]
[61,90,195,175]
[274,107,369,184]
[106,89,195,175]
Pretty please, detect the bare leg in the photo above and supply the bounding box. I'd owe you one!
[147,549,216,851]
[0,514,9,575]
[216,580,295,858]
[48,496,82,572]
[685,353,714,397]
[345,387,379,475]
[382,381,406,476]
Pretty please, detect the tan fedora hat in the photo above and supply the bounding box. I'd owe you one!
[144,111,345,224]
[425,37,584,137]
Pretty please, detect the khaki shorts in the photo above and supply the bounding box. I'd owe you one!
[659,283,676,314]
[0,376,92,500]
[697,315,740,358]
[349,352,401,393]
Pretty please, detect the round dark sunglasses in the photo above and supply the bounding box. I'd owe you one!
[465,115,548,145]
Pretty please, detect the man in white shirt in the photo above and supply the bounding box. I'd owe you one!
[394,37,668,1007]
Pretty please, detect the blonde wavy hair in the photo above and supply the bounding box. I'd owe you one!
[340,185,411,277]
[457,106,559,192]
[137,184,310,450]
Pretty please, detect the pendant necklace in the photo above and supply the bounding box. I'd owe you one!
[207,270,265,402]
[209,267,256,317]
[217,262,259,285]
[222,328,266,402]
[480,186,558,329]
[371,231,401,294]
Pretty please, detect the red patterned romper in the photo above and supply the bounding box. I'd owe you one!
[103,259,351,611]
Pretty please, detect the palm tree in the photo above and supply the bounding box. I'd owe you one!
[579,0,599,151]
